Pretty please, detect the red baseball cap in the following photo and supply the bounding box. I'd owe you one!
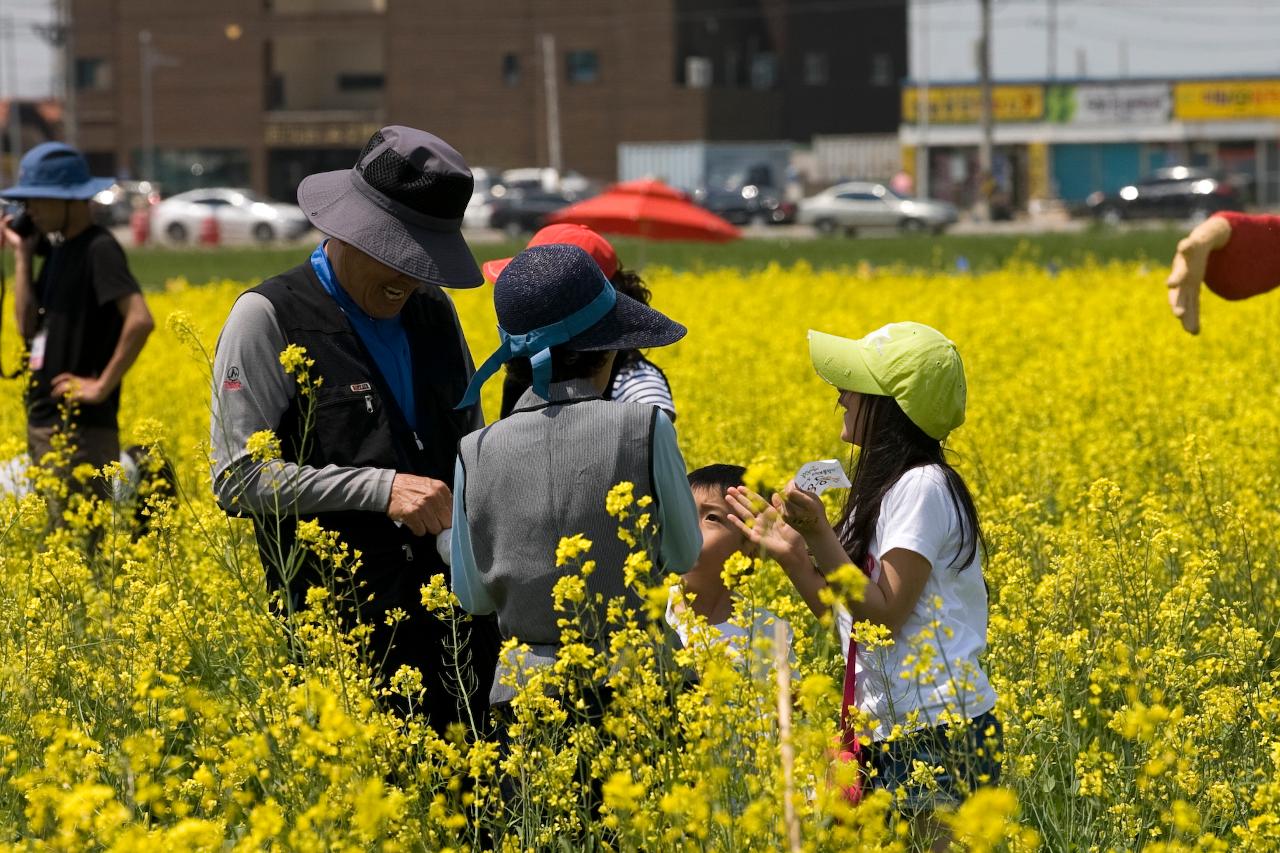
[482,223,621,282]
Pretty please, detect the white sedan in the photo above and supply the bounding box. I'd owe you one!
[151,188,312,244]
[798,181,958,236]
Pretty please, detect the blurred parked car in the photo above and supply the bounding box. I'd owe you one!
[151,188,310,243]
[695,183,796,225]
[464,167,496,230]
[1086,167,1240,225]
[487,187,578,236]
[500,167,592,196]
[798,181,958,236]
[91,180,161,226]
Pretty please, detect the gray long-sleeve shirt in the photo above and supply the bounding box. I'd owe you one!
[209,290,482,516]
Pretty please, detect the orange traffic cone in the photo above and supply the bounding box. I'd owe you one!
[198,214,220,246]
[129,208,150,246]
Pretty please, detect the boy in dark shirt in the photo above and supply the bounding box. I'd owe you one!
[1,143,154,495]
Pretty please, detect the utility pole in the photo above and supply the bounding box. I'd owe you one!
[139,29,154,181]
[3,17,22,184]
[917,0,930,198]
[60,0,75,147]
[29,2,75,146]
[540,33,562,174]
[138,29,177,182]
[977,0,993,219]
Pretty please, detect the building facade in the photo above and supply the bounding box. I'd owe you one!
[69,0,906,198]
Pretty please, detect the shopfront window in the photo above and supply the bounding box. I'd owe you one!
[133,148,251,194]
[75,58,112,91]
[502,53,521,87]
[566,50,599,84]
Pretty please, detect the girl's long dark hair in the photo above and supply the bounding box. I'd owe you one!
[609,266,650,373]
[838,393,984,573]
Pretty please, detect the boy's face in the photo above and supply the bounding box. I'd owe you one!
[690,486,747,580]
[24,198,74,236]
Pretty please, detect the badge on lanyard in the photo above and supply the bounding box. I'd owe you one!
[28,330,48,371]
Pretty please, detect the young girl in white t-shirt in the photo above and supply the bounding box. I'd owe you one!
[727,322,1000,846]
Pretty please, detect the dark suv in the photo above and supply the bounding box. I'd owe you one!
[487,187,578,236]
[695,184,796,225]
[1086,166,1241,224]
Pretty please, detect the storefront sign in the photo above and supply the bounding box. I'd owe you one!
[902,85,1043,124]
[1174,80,1280,120]
[1045,83,1170,124]
[264,121,381,147]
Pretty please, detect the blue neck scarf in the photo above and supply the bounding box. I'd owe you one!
[310,242,417,431]
[456,282,617,410]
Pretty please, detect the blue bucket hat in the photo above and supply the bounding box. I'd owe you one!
[456,244,686,408]
[0,142,115,200]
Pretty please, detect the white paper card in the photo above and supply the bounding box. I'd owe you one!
[436,527,453,567]
[29,330,47,371]
[795,459,851,495]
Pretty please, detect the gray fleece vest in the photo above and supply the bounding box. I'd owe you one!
[458,378,659,703]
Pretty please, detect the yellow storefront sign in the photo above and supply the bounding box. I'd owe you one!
[1174,80,1280,120]
[903,86,1044,124]
[264,121,382,147]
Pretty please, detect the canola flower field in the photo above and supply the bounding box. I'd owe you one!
[1,254,1279,851]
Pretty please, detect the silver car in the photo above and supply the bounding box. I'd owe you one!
[150,187,311,244]
[798,181,958,236]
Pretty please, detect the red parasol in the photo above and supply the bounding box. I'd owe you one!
[547,178,739,243]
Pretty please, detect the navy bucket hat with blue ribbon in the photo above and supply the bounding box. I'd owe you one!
[0,142,115,200]
[456,244,686,408]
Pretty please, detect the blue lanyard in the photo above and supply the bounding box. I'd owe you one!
[309,242,418,432]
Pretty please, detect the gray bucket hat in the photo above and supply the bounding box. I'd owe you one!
[297,126,483,288]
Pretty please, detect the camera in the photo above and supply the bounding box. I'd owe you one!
[2,202,34,239]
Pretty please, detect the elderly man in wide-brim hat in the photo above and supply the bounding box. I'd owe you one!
[0,142,154,502]
[210,126,498,729]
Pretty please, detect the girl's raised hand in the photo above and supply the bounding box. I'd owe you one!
[725,485,808,570]
[780,480,833,539]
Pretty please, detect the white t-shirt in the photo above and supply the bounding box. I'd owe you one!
[666,585,793,674]
[834,465,996,740]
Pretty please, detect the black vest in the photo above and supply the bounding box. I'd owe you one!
[250,262,477,611]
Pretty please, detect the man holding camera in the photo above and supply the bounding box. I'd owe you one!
[1,143,154,491]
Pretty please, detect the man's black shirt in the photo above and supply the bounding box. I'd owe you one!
[26,225,141,429]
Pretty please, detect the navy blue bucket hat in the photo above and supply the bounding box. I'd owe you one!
[0,142,115,200]
[298,125,483,288]
[456,244,686,408]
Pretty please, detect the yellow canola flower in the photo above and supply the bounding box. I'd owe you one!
[244,429,282,463]
[555,533,593,567]
[0,260,1278,849]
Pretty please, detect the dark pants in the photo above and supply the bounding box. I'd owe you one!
[868,710,1003,812]
[361,592,500,733]
[28,422,120,501]
[27,422,121,544]
[263,544,500,735]
[492,683,614,817]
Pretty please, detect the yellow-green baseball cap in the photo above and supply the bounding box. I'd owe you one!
[808,322,966,441]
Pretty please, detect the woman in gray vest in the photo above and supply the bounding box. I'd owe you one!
[449,244,701,715]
